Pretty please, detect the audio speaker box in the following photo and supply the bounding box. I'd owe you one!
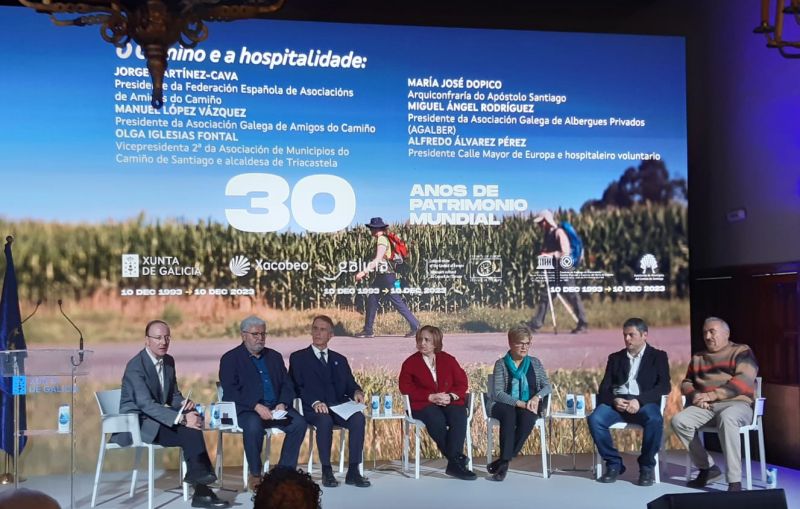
[647,489,787,509]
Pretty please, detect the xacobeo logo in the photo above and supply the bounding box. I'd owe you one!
[229,255,251,277]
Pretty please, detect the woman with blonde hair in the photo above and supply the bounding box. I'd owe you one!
[399,325,476,480]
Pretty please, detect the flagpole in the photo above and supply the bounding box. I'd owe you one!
[13,391,18,488]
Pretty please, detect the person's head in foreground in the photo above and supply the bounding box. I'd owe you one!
[253,467,322,509]
[0,488,60,509]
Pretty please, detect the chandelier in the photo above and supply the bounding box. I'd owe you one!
[18,0,286,108]
[755,0,800,58]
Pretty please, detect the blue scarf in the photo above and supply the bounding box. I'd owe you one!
[503,353,531,401]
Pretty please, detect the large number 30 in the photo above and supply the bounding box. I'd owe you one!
[225,173,356,233]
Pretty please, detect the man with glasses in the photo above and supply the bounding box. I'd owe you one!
[587,317,670,487]
[117,320,228,508]
[289,315,371,488]
[219,316,307,492]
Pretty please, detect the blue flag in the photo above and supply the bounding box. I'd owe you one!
[0,237,27,456]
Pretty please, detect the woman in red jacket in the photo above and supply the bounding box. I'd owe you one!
[398,325,476,480]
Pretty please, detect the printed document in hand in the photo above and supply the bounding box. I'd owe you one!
[330,401,366,420]
[174,390,192,425]
[271,409,288,420]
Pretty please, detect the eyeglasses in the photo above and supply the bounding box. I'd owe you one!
[512,342,531,348]
[245,331,267,338]
[147,335,171,343]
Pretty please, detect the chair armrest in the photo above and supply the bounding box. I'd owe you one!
[101,413,144,445]
[752,397,766,426]
[659,394,669,414]
[401,394,412,418]
[480,392,490,421]
[101,413,137,433]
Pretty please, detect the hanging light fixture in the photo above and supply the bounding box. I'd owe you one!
[755,0,800,58]
[18,0,286,108]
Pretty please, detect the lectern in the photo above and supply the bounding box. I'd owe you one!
[0,349,92,509]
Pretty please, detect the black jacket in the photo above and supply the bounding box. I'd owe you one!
[597,345,670,407]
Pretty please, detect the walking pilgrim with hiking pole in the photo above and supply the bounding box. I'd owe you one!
[354,217,420,338]
[527,209,589,334]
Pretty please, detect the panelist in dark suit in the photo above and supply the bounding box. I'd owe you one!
[587,317,671,486]
[219,316,307,492]
[117,320,228,508]
[399,325,476,480]
[289,315,370,488]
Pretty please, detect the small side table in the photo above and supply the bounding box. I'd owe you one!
[548,411,595,475]
[368,413,405,471]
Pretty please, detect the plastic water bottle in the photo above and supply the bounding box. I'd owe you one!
[767,467,778,488]
[393,279,401,290]
[576,395,586,416]
[383,394,393,416]
[209,404,220,428]
[371,395,380,416]
[58,405,70,433]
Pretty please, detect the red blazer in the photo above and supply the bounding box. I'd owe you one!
[399,351,468,412]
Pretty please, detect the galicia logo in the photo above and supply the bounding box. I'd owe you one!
[229,255,251,277]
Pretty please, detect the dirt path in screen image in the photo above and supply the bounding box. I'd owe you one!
[73,326,691,382]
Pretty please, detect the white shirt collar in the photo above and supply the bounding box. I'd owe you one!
[627,343,647,361]
[144,347,162,366]
[311,345,329,358]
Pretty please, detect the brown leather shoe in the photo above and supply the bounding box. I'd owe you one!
[248,474,262,492]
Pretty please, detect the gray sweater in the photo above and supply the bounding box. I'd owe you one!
[490,356,551,412]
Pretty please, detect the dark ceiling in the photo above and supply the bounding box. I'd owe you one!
[2,0,671,34]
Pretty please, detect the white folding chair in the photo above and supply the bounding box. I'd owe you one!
[295,399,348,474]
[213,382,286,489]
[401,393,474,479]
[684,376,767,490]
[91,389,188,509]
[591,394,669,483]
[482,374,550,478]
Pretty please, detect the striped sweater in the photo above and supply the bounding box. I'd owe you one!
[680,342,758,404]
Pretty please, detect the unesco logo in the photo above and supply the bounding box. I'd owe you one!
[229,255,251,277]
[121,254,140,278]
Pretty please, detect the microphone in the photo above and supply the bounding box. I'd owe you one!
[58,299,84,363]
[22,298,42,325]
[7,299,42,349]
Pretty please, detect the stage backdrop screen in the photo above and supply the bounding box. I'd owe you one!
[0,6,689,476]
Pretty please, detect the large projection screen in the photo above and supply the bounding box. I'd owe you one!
[0,7,687,473]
